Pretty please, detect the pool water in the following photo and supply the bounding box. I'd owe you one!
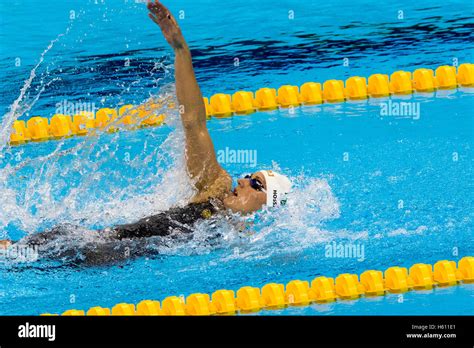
[0,0,473,315]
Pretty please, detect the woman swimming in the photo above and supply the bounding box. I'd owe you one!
[0,1,291,263]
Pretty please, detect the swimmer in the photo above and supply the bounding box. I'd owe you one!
[0,1,291,263]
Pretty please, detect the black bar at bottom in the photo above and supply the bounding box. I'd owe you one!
[0,315,472,346]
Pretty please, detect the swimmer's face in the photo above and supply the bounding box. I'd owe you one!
[223,172,267,213]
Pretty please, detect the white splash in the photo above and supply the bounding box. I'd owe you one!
[0,30,69,152]
[216,177,342,262]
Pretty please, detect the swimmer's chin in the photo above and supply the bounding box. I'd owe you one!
[223,193,259,214]
[222,193,241,212]
[222,185,266,214]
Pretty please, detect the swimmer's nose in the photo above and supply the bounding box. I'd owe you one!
[237,178,249,188]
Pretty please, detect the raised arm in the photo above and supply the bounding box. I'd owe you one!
[147,1,231,201]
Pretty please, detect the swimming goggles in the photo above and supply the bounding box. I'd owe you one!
[244,175,266,192]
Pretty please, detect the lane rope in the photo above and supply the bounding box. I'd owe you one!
[8,63,473,147]
[41,256,474,316]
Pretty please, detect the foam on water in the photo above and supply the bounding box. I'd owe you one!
[0,33,195,243]
[215,177,344,263]
[0,100,197,236]
[0,31,69,153]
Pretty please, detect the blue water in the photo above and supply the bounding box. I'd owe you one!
[0,0,473,315]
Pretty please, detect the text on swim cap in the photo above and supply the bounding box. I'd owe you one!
[272,190,278,207]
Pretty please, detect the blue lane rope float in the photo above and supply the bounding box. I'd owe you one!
[8,63,474,147]
[41,256,474,316]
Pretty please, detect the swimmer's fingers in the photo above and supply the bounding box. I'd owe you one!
[147,1,169,21]
[148,11,178,39]
[147,1,184,49]
[148,13,162,28]
[148,1,166,26]
[148,0,179,28]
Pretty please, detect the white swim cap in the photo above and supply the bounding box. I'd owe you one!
[260,170,292,207]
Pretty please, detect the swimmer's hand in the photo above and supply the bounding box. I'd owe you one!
[147,1,186,50]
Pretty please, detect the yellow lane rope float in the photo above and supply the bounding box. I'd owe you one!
[40,256,473,316]
[8,63,474,147]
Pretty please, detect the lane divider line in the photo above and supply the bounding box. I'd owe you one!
[9,63,474,147]
[41,256,474,316]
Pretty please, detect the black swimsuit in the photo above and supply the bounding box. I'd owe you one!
[111,201,218,239]
[17,201,221,265]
